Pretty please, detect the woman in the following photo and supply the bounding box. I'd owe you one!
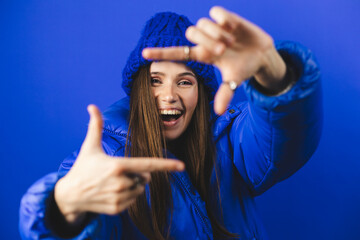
[19,6,322,240]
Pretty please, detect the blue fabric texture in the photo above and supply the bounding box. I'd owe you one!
[122,12,218,100]
[19,41,322,239]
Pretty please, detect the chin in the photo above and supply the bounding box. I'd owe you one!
[164,132,181,141]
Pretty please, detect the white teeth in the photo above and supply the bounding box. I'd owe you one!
[160,109,182,115]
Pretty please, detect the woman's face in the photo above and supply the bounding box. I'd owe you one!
[150,61,198,140]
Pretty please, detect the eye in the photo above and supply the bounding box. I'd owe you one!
[151,78,161,86]
[178,80,193,86]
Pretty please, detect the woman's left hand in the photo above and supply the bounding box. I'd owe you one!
[142,6,288,115]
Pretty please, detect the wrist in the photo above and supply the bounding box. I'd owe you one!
[254,47,289,94]
[54,178,85,224]
[45,189,94,238]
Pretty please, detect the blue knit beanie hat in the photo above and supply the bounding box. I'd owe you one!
[122,12,218,100]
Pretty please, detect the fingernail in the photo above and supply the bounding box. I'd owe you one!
[142,49,149,58]
[177,164,184,171]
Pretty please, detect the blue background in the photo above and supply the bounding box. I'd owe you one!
[1,0,359,239]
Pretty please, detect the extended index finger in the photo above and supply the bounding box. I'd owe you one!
[142,46,193,62]
[142,46,213,64]
[113,157,185,173]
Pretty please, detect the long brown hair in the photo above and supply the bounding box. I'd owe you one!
[125,64,238,239]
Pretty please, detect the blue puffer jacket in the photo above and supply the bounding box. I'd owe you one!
[19,41,322,240]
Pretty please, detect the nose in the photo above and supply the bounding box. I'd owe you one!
[160,84,178,104]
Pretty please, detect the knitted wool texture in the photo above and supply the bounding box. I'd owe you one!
[122,12,218,100]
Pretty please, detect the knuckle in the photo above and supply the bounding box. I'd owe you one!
[111,205,123,214]
[114,163,125,174]
[136,185,145,194]
[142,172,151,182]
[106,205,118,215]
[128,198,136,206]
[115,182,126,192]
[109,199,125,213]
[114,197,123,206]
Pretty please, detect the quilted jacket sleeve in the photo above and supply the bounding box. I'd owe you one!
[230,41,322,196]
[19,131,126,239]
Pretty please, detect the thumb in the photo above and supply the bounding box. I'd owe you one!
[214,83,235,115]
[82,104,104,152]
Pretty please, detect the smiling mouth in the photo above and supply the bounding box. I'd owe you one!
[160,109,183,122]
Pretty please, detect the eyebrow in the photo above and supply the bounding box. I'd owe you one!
[150,72,196,78]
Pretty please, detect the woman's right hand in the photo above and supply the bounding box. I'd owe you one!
[54,105,185,224]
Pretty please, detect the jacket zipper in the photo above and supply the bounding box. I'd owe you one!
[103,128,128,138]
[171,173,213,239]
